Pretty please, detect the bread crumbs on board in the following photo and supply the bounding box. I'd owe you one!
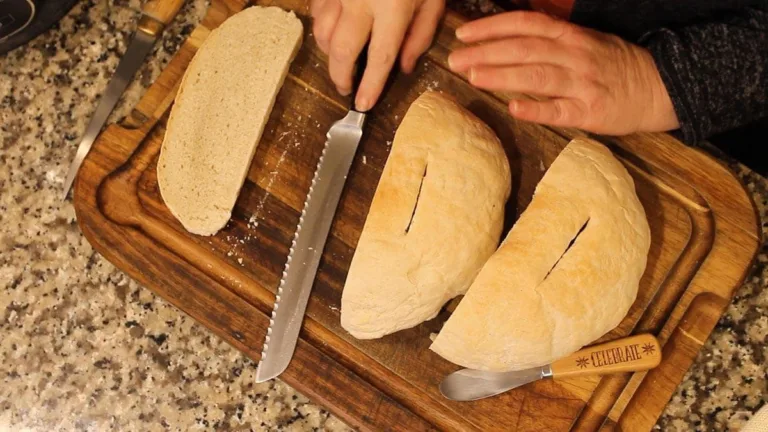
[248,215,259,228]
[220,143,294,264]
[426,80,440,92]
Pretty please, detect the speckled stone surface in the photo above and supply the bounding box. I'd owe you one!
[0,0,765,431]
[655,153,768,432]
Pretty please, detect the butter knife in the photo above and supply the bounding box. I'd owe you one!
[440,334,662,401]
[255,49,371,383]
[62,0,184,199]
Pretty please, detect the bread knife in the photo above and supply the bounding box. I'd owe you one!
[61,0,184,199]
[255,48,372,383]
[440,334,662,401]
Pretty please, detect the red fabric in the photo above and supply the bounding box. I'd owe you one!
[528,0,575,19]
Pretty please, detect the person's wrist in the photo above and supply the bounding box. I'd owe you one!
[636,46,680,133]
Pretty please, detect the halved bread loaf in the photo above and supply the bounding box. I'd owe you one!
[431,138,651,371]
[157,6,303,236]
[341,91,512,339]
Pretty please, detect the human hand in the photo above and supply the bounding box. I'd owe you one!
[311,0,445,111]
[448,11,680,135]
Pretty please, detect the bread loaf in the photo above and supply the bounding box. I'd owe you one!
[341,92,512,339]
[157,6,303,236]
[431,138,650,371]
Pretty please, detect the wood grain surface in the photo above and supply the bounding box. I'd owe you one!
[73,0,761,430]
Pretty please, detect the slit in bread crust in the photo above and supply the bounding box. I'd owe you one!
[405,164,428,234]
[540,217,590,285]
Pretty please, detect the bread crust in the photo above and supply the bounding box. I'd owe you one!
[431,138,651,371]
[341,92,512,339]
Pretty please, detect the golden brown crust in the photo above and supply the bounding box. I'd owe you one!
[431,138,651,371]
[341,92,512,339]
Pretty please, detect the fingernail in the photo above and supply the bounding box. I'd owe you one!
[455,26,468,41]
[356,97,371,112]
[337,86,351,96]
[468,67,477,84]
[447,53,458,71]
[510,100,519,113]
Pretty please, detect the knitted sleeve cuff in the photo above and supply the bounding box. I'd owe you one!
[641,29,702,145]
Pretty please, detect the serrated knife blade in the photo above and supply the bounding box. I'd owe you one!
[255,109,366,383]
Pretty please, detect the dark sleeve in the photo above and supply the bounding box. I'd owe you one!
[571,1,768,145]
[641,8,768,144]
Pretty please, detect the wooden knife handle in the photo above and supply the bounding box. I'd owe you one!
[550,334,661,379]
[142,0,185,26]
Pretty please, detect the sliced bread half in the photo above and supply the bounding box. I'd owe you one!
[430,138,651,371]
[157,6,303,235]
[341,92,512,339]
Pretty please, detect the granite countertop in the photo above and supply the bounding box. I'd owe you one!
[1,0,765,430]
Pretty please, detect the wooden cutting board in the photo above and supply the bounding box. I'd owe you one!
[73,0,761,430]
